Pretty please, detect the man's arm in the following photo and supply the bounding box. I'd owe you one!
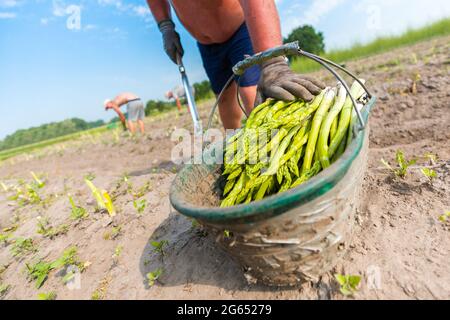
[239,0,282,52]
[239,0,325,104]
[112,106,127,131]
[147,0,171,23]
[147,0,184,64]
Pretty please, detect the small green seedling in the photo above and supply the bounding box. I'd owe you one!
[0,264,7,277]
[84,173,96,181]
[9,184,42,206]
[10,237,37,258]
[150,240,168,255]
[439,211,450,223]
[424,153,438,165]
[30,172,45,188]
[381,150,416,178]
[85,179,116,217]
[0,283,10,297]
[191,219,200,229]
[26,184,42,204]
[36,216,51,235]
[224,230,232,239]
[334,274,361,296]
[421,168,437,181]
[91,290,103,300]
[133,199,147,215]
[113,245,123,260]
[69,196,89,220]
[37,291,56,300]
[26,246,81,289]
[36,217,69,239]
[103,225,122,240]
[0,232,12,245]
[147,268,163,287]
[26,260,54,289]
[131,181,152,199]
[0,181,8,192]
[91,276,110,300]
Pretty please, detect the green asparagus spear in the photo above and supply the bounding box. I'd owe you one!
[301,88,336,174]
[328,80,366,158]
[317,85,347,169]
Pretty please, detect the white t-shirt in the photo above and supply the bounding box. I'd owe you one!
[172,85,195,99]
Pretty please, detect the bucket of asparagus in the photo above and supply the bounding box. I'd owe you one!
[170,77,376,286]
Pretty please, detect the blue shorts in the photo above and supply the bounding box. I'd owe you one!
[197,23,261,94]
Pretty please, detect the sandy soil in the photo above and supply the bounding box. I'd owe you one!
[0,36,449,300]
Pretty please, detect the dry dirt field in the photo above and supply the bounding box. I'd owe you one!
[0,36,449,300]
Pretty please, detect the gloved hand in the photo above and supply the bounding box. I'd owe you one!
[255,57,326,106]
[158,19,184,65]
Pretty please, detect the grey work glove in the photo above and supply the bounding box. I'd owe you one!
[158,19,184,65]
[255,57,326,106]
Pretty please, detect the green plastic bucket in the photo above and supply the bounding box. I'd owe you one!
[170,97,376,286]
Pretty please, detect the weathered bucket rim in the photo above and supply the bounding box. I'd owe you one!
[170,97,376,223]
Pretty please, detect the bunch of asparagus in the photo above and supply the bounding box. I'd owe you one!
[220,80,367,208]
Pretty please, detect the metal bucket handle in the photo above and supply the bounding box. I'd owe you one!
[206,41,373,133]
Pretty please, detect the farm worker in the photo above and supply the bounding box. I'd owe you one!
[147,0,325,129]
[104,93,145,134]
[165,84,196,112]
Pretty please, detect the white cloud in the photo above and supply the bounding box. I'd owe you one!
[52,0,67,16]
[0,0,20,8]
[40,17,49,25]
[279,0,347,36]
[0,11,16,18]
[97,0,123,10]
[97,0,150,19]
[83,24,97,31]
[302,0,347,25]
[133,5,149,17]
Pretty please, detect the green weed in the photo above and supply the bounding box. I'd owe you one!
[103,225,122,240]
[36,217,69,239]
[381,150,416,178]
[30,171,45,188]
[0,181,9,192]
[133,199,147,215]
[26,246,81,289]
[10,237,37,258]
[421,168,437,181]
[37,291,56,300]
[439,211,450,223]
[146,268,163,287]
[84,173,96,181]
[150,240,168,255]
[0,283,10,297]
[69,196,89,220]
[334,274,361,296]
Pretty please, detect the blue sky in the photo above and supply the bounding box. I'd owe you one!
[0,0,449,139]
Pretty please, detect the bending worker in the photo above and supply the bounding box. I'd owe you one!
[104,93,145,134]
[147,0,325,129]
[165,84,196,112]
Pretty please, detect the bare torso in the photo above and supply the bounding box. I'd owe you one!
[171,0,245,44]
[113,92,140,107]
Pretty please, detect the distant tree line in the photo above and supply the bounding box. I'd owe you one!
[0,118,105,151]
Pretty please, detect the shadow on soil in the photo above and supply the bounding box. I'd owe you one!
[129,161,183,176]
[138,209,278,293]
